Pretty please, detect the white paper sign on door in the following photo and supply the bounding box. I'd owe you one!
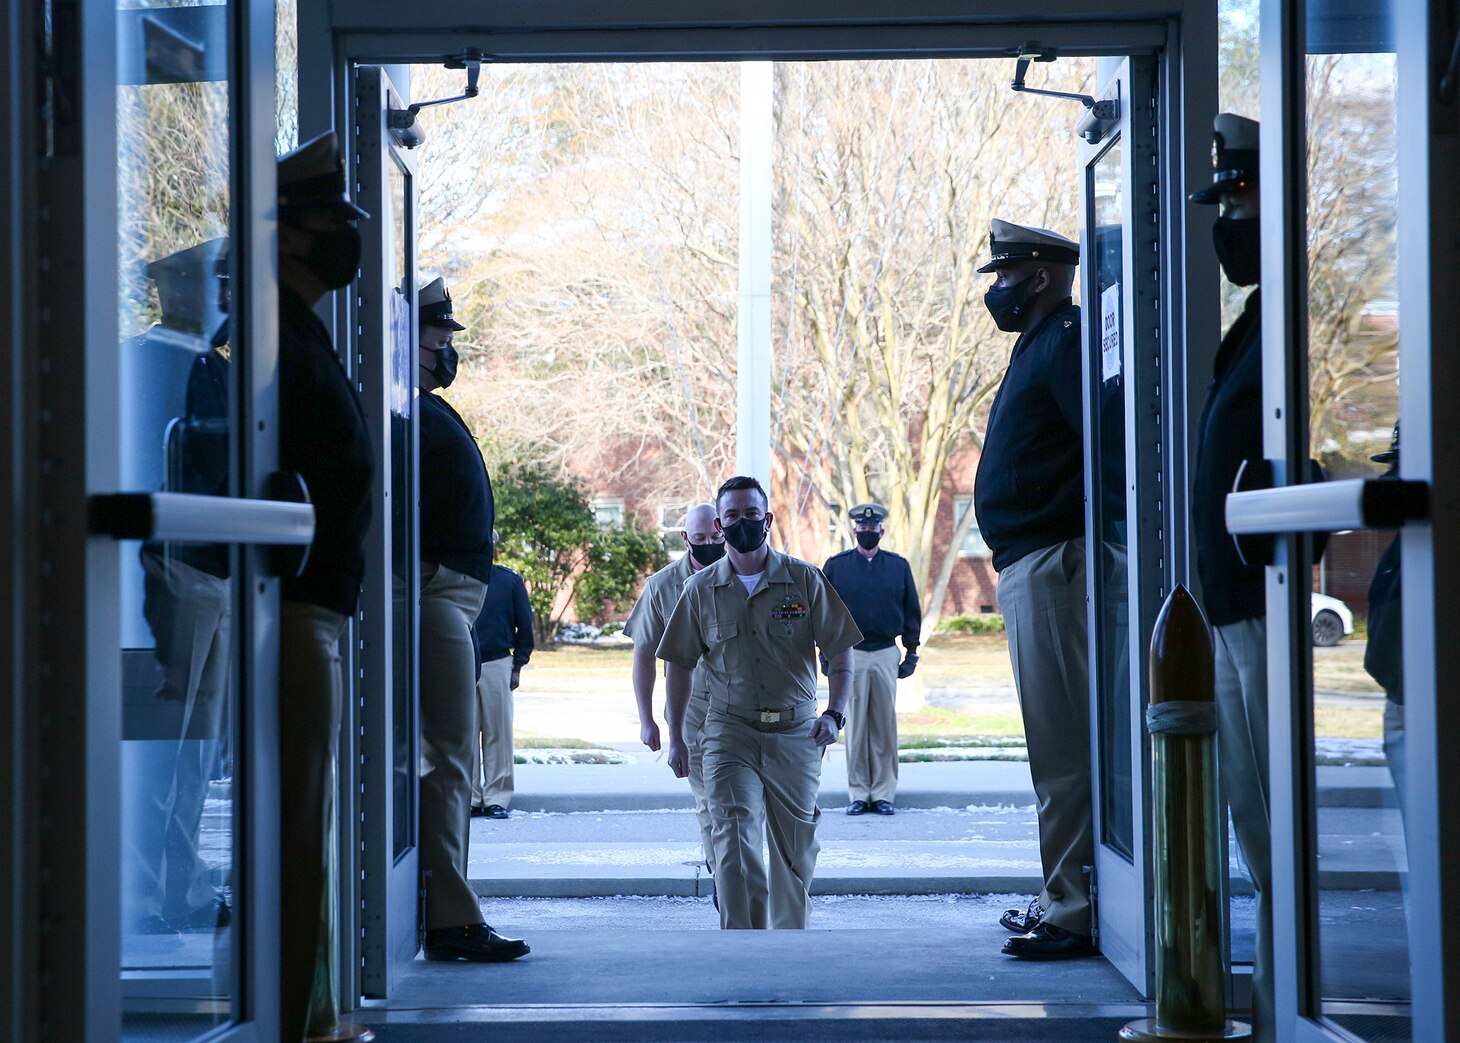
[1100,282,1122,382]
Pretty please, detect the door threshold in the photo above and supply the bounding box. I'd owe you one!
[358,1001,1155,1042]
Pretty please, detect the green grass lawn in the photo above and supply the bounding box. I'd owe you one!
[516,642,635,693]
[916,634,1017,687]
[517,634,1382,741]
[514,731,599,749]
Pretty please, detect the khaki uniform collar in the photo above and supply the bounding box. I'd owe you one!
[710,546,789,591]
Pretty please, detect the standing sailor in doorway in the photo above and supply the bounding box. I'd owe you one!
[624,502,726,886]
[273,132,376,1041]
[1189,113,1273,1039]
[656,477,862,929]
[470,541,534,820]
[416,274,529,962]
[972,219,1097,960]
[822,502,922,816]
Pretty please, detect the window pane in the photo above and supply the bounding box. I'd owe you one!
[1304,8,1408,1036]
[116,2,239,1035]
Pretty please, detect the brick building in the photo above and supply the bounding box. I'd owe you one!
[564,438,999,629]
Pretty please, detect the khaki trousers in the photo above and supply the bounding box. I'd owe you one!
[137,552,232,922]
[277,601,348,1043]
[997,538,1094,935]
[701,709,822,930]
[846,646,900,803]
[471,658,515,809]
[1213,617,1273,1043]
[685,692,714,872]
[419,564,489,930]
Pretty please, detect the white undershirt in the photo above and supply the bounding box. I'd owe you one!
[736,571,763,594]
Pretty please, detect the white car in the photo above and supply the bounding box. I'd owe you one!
[1311,592,1354,647]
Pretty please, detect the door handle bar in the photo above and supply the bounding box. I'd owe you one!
[90,491,315,544]
[1226,478,1429,535]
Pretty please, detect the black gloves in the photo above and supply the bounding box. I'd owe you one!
[897,652,919,679]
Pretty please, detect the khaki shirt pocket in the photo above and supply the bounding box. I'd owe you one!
[706,619,739,677]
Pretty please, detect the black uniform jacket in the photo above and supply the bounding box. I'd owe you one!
[1192,291,1265,627]
[419,391,495,586]
[1364,536,1402,701]
[974,300,1086,573]
[144,349,232,580]
[279,287,374,617]
[473,564,535,669]
[822,547,922,653]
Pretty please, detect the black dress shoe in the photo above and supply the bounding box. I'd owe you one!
[847,800,869,816]
[872,800,895,815]
[168,897,232,932]
[470,805,488,818]
[424,923,529,962]
[1001,922,1097,960]
[999,897,1043,934]
[484,804,510,820]
[134,914,180,936]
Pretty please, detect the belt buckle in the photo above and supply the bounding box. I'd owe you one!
[759,710,780,724]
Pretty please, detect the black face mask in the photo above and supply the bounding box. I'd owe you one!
[304,224,363,290]
[855,531,881,551]
[1213,216,1261,287]
[426,343,459,389]
[983,274,1041,332]
[721,518,768,555]
[688,541,726,567]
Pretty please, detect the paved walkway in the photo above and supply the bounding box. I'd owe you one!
[467,756,1404,899]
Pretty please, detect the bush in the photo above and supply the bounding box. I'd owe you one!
[493,464,666,643]
[935,613,1005,634]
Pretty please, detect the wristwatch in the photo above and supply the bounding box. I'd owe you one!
[821,708,846,730]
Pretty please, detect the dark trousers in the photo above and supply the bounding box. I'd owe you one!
[277,601,348,1043]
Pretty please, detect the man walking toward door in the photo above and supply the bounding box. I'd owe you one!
[624,502,726,882]
[657,477,862,930]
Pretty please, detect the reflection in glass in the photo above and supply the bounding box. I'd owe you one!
[1090,141,1133,859]
[1305,25,1408,1042]
[387,158,418,859]
[116,2,237,1037]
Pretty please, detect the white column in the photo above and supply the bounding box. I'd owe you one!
[736,61,773,486]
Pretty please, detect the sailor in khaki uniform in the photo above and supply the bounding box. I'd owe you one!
[624,502,725,878]
[657,477,862,930]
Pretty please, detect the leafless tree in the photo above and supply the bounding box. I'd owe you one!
[768,59,1091,621]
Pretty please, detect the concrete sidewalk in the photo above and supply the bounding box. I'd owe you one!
[468,758,1405,899]
[508,753,1036,812]
[503,752,1396,813]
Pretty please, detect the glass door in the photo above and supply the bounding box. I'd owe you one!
[1078,55,1165,995]
[89,0,287,1034]
[1224,2,1460,1040]
[350,64,423,998]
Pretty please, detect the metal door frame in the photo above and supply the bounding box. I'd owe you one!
[1078,53,1168,995]
[1255,1,1460,1040]
[290,0,1220,1011]
[351,63,424,999]
[8,0,283,1038]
